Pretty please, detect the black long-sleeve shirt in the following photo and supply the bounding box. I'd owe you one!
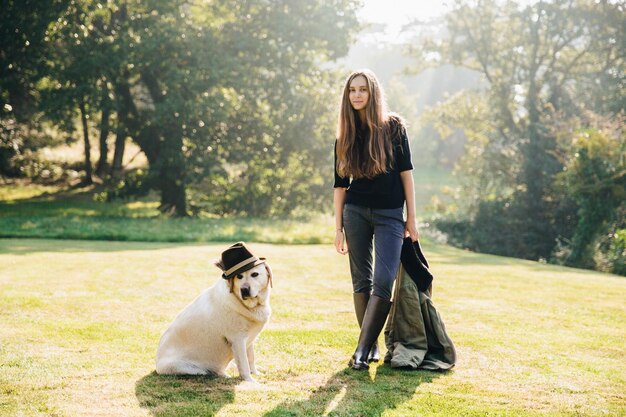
[334,118,413,209]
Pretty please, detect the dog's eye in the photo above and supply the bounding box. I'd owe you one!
[236,274,243,279]
[251,272,259,277]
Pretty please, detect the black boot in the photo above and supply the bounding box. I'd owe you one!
[349,295,391,370]
[353,292,381,363]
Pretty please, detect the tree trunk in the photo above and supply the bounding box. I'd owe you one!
[136,125,187,216]
[95,103,110,178]
[78,98,93,185]
[159,169,188,216]
[140,70,188,216]
[518,15,558,260]
[155,127,187,216]
[112,71,188,216]
[111,110,126,177]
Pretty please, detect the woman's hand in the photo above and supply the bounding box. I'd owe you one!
[404,218,420,242]
[335,229,348,254]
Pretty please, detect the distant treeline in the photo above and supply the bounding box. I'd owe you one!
[411,0,625,275]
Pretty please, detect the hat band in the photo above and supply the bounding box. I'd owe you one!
[224,256,259,277]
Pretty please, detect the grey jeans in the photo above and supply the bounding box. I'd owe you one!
[342,203,405,301]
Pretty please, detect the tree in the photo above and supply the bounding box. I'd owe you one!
[36,0,358,216]
[184,0,359,216]
[42,0,121,186]
[413,0,625,260]
[555,114,626,269]
[0,0,69,177]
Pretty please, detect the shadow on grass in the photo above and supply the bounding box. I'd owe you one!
[0,183,158,216]
[264,365,446,417]
[0,237,211,255]
[135,371,238,417]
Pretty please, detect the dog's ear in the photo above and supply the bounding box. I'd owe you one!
[214,258,225,271]
[264,261,273,288]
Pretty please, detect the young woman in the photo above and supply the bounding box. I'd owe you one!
[334,69,419,371]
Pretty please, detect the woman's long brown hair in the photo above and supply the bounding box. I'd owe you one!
[336,69,393,179]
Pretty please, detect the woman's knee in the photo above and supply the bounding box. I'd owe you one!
[352,276,373,294]
[372,282,393,301]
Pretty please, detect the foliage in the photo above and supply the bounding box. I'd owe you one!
[2,0,361,216]
[605,227,626,276]
[96,168,151,202]
[0,0,68,176]
[554,115,626,271]
[420,90,518,213]
[413,0,625,270]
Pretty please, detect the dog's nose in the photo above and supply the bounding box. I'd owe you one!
[241,286,251,299]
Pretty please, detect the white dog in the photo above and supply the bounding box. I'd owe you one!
[156,242,272,383]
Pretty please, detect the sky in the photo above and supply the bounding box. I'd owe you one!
[357,0,452,43]
[358,0,451,25]
[358,0,538,43]
[358,0,539,24]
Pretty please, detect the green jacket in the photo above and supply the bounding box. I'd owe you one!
[384,265,456,370]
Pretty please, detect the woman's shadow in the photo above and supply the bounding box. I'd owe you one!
[135,364,446,416]
[135,371,238,416]
[264,364,446,417]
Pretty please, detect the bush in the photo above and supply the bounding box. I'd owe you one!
[188,152,328,217]
[96,169,151,202]
[434,197,558,261]
[433,216,472,249]
[607,229,626,276]
[555,124,626,270]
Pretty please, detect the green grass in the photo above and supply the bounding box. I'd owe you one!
[0,183,334,244]
[0,169,456,244]
[1,238,625,416]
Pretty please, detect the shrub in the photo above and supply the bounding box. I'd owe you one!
[607,229,626,276]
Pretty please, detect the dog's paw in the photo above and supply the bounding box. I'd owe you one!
[250,366,264,375]
[239,376,260,388]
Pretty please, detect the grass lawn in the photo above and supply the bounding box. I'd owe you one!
[1,238,624,416]
[0,167,457,244]
[0,182,335,244]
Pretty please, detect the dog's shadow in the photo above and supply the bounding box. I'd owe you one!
[263,364,447,417]
[135,372,238,416]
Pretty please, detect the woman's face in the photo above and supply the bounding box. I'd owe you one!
[348,75,369,112]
